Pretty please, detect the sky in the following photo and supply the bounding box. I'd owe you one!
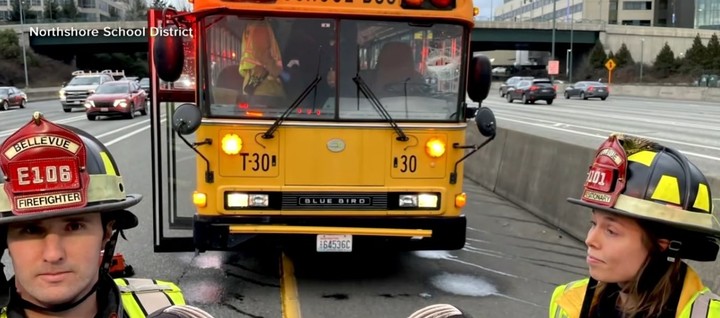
[474,0,503,21]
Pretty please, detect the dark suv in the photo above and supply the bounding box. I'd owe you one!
[499,76,534,97]
[505,78,557,105]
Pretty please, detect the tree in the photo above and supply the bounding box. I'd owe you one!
[684,33,707,69]
[0,29,22,60]
[654,42,676,78]
[61,0,79,20]
[124,0,147,21]
[614,43,634,68]
[705,33,720,72]
[607,50,615,63]
[109,6,120,20]
[589,41,607,69]
[9,0,36,22]
[150,0,168,8]
[43,0,61,21]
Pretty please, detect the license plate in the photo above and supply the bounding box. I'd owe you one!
[316,234,352,252]
[100,108,108,112]
[598,89,604,92]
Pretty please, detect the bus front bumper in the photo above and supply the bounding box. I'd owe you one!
[193,215,467,252]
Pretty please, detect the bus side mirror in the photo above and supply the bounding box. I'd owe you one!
[475,107,496,137]
[172,103,202,135]
[467,55,492,103]
[153,30,185,83]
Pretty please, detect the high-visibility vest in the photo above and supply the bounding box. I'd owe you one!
[0,278,185,318]
[549,267,720,318]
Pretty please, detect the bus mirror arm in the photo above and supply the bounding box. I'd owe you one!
[177,133,215,183]
[449,134,495,184]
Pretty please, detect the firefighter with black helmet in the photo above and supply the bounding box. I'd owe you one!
[550,133,720,317]
[0,112,214,318]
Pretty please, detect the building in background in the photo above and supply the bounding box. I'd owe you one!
[0,0,129,22]
[492,0,720,29]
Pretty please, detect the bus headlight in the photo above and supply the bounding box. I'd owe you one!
[399,194,438,208]
[226,192,269,208]
[222,134,242,155]
[425,138,445,158]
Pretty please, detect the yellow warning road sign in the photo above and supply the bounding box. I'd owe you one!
[605,59,616,71]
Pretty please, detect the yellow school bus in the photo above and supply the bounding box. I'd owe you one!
[148,0,495,253]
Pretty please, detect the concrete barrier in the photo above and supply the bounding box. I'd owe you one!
[489,82,720,102]
[25,87,59,102]
[464,125,720,289]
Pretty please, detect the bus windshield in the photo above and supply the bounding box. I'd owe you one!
[204,16,465,122]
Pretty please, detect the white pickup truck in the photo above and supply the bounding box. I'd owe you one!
[59,70,126,113]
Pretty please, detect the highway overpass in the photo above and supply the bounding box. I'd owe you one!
[0,20,718,74]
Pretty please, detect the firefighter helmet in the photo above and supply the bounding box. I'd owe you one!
[0,112,140,229]
[568,133,720,261]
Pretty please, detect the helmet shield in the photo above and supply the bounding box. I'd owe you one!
[0,112,140,229]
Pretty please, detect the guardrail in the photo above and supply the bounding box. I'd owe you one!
[464,125,720,291]
[489,82,720,102]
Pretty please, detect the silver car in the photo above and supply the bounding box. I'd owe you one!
[564,81,609,100]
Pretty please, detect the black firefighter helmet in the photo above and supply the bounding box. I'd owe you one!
[567,133,720,261]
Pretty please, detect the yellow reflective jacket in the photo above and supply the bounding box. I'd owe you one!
[0,277,185,318]
[549,266,720,318]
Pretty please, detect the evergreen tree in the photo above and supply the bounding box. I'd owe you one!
[61,0,79,20]
[125,0,147,20]
[705,33,720,72]
[150,0,167,9]
[43,0,61,21]
[589,41,607,69]
[684,33,707,69]
[654,42,676,78]
[614,43,634,68]
[10,0,35,22]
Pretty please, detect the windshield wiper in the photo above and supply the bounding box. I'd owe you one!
[352,75,409,142]
[262,76,322,139]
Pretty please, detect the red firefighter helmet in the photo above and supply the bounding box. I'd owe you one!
[0,112,140,229]
[568,133,720,261]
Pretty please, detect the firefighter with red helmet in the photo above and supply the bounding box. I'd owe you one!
[550,133,720,317]
[0,112,214,317]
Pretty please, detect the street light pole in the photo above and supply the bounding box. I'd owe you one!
[551,0,556,80]
[569,0,574,82]
[19,0,29,88]
[640,38,644,82]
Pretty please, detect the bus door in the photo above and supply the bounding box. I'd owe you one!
[148,8,198,252]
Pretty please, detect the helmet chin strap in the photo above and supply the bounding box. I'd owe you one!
[11,229,123,314]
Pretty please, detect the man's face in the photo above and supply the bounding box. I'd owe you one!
[6,213,111,307]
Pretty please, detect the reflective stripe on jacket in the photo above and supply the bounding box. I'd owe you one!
[0,277,185,318]
[549,266,720,318]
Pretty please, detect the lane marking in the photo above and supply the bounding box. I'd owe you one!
[280,252,302,318]
[496,116,720,162]
[0,115,86,137]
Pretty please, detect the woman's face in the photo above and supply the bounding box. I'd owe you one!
[585,210,651,284]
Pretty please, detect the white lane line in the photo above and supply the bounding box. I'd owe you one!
[95,119,151,139]
[0,115,87,137]
[497,116,720,162]
[496,113,720,152]
[104,117,167,146]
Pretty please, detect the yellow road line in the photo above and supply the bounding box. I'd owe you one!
[280,252,302,318]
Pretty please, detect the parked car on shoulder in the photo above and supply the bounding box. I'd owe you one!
[564,81,609,100]
[505,78,556,105]
[499,76,533,97]
[0,86,27,110]
[85,80,147,120]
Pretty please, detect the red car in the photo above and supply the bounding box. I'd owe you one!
[85,80,147,120]
[0,86,27,110]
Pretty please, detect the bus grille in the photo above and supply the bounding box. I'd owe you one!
[282,192,387,210]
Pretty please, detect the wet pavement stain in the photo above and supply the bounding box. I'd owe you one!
[322,293,350,300]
